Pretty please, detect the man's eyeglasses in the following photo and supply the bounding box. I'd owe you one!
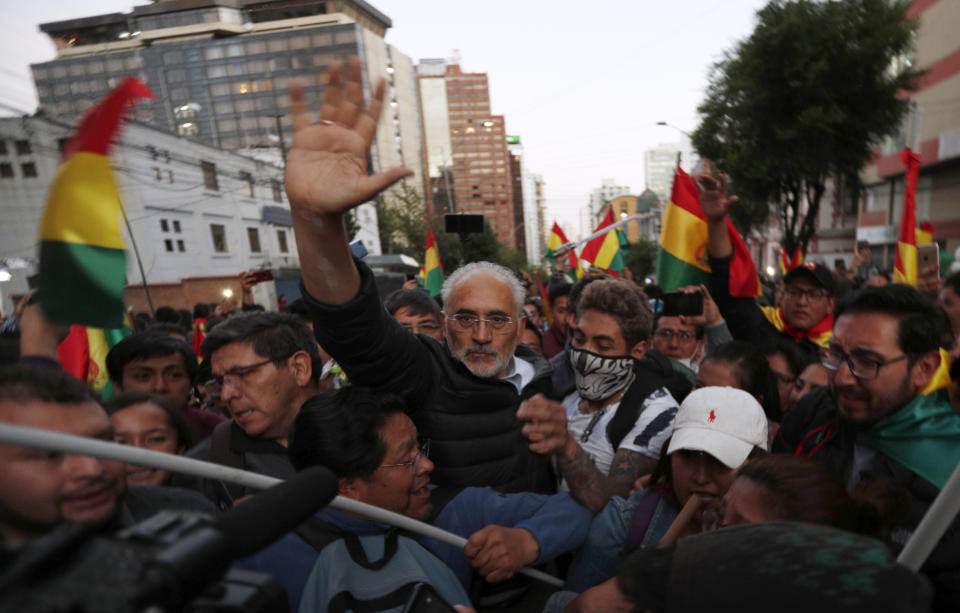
[783,287,830,302]
[448,313,515,333]
[654,329,695,341]
[210,358,280,391]
[821,347,907,381]
[379,439,431,473]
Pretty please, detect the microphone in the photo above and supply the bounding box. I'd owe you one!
[135,466,337,608]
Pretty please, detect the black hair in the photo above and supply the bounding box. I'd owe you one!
[702,341,781,422]
[177,309,193,329]
[289,387,406,478]
[200,312,321,381]
[133,312,153,333]
[106,332,199,385]
[284,298,313,324]
[101,391,195,450]
[943,271,960,296]
[154,306,181,324]
[548,282,571,304]
[0,365,98,404]
[524,317,543,340]
[383,289,442,319]
[193,302,211,319]
[759,337,812,377]
[147,322,189,338]
[835,284,945,363]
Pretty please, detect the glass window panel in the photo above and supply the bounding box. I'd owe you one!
[235,98,254,112]
[227,62,245,76]
[210,83,230,97]
[207,65,228,79]
[266,38,287,53]
[124,56,143,70]
[213,100,234,114]
[106,58,124,72]
[334,30,355,44]
[246,40,266,55]
[204,46,225,61]
[218,119,238,132]
[68,63,85,77]
[289,35,309,50]
[311,32,333,46]
[51,65,67,78]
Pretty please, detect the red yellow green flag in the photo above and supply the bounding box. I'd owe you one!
[422,228,444,297]
[916,221,934,245]
[580,210,625,277]
[656,166,761,296]
[58,317,133,397]
[36,77,155,328]
[894,147,920,286]
[544,222,581,282]
[779,245,804,276]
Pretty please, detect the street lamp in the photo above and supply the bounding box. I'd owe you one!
[655,121,692,138]
[222,289,234,299]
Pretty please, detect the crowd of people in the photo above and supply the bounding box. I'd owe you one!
[2,57,960,612]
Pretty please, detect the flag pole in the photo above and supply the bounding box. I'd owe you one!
[119,196,155,316]
[0,423,564,588]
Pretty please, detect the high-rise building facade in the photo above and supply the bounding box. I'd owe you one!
[31,0,426,254]
[582,178,630,236]
[508,135,543,265]
[418,61,518,249]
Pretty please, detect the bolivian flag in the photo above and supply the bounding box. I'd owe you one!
[580,210,624,277]
[544,222,581,282]
[656,166,760,297]
[422,228,444,297]
[779,245,804,276]
[36,77,155,328]
[58,321,132,397]
[893,147,920,286]
[916,221,934,245]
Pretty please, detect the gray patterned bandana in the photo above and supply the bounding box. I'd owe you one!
[570,347,635,401]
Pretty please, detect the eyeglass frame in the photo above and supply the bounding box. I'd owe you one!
[209,357,286,391]
[783,287,831,302]
[378,438,431,472]
[401,321,442,334]
[820,346,907,381]
[654,328,697,341]
[447,312,518,333]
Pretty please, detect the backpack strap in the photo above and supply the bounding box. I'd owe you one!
[294,517,347,552]
[209,421,245,509]
[605,363,660,451]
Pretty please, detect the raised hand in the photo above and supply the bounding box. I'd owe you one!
[677,284,723,327]
[694,173,739,223]
[284,57,412,218]
[517,394,571,456]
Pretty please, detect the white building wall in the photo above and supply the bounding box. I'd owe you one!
[0,116,298,314]
[418,75,453,178]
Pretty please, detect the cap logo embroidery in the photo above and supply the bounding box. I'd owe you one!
[804,261,817,271]
[708,409,717,423]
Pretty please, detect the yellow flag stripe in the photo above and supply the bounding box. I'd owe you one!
[894,241,917,286]
[424,246,440,271]
[659,203,710,273]
[40,152,124,250]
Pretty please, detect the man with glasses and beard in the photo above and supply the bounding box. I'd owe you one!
[283,59,554,495]
[774,285,960,611]
[173,312,321,508]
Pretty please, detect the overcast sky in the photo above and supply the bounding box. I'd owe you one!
[1,0,769,234]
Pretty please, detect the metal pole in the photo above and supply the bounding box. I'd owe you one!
[274,114,287,167]
[119,197,155,316]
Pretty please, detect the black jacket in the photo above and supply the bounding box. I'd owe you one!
[774,387,960,612]
[302,261,555,494]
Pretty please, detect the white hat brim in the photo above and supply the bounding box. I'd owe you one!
[666,426,754,469]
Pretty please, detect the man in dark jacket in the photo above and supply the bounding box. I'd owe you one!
[284,59,553,495]
[773,285,960,611]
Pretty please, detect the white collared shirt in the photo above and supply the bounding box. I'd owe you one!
[501,356,536,394]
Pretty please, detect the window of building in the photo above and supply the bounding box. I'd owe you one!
[210,224,228,253]
[201,161,219,191]
[173,220,181,233]
[15,140,31,155]
[177,239,185,252]
[247,228,261,253]
[240,171,255,197]
[271,179,283,203]
[0,163,13,178]
[153,167,162,181]
[277,229,289,253]
[160,219,169,232]
[166,170,174,184]
[21,163,37,178]
[0,141,7,155]
[164,239,174,252]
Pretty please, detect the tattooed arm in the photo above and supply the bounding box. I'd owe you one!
[518,394,657,514]
[557,441,656,514]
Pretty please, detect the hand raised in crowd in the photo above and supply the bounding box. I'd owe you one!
[918,264,942,296]
[464,525,539,583]
[676,284,723,328]
[285,57,412,219]
[693,173,738,223]
[517,394,573,457]
[19,294,72,359]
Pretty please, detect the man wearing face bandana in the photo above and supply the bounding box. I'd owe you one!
[519,280,685,513]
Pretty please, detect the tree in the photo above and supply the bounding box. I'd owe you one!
[692,0,921,255]
[624,237,658,281]
[375,185,526,271]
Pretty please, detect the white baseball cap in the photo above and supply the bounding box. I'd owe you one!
[667,386,769,468]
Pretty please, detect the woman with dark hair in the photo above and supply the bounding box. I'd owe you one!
[761,338,812,414]
[560,387,768,597]
[103,391,194,486]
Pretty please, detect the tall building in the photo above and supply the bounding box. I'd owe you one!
[0,115,297,315]
[30,0,427,254]
[418,60,518,249]
[856,0,960,269]
[644,144,682,206]
[582,179,630,236]
[533,174,548,255]
[507,135,543,265]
